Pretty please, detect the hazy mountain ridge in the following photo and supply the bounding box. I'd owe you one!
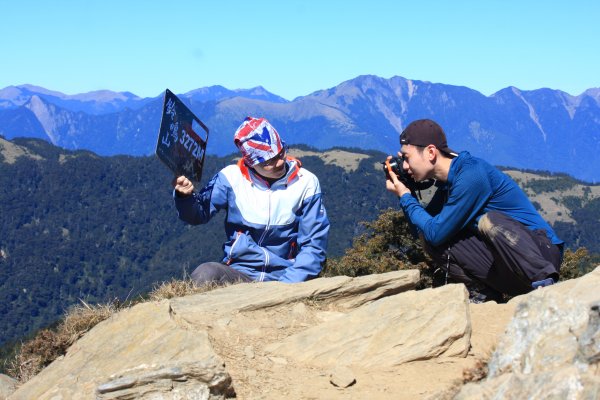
[183,85,289,104]
[1,75,599,181]
[0,84,151,115]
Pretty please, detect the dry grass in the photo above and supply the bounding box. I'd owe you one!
[8,300,120,383]
[148,277,219,301]
[6,277,229,384]
[0,137,44,164]
[288,148,370,172]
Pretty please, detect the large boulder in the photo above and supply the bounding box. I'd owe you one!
[9,301,234,400]
[169,269,421,324]
[456,266,600,399]
[265,284,471,367]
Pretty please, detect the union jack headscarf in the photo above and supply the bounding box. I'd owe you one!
[234,117,285,166]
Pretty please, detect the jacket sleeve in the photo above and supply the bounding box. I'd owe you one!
[402,185,447,238]
[279,188,330,283]
[173,172,229,225]
[399,165,491,246]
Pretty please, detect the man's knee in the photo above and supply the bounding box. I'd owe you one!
[477,211,520,246]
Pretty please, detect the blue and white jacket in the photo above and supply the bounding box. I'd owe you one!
[174,157,330,282]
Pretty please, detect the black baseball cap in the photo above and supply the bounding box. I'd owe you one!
[400,119,458,157]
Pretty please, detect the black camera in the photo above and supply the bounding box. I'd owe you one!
[382,156,434,193]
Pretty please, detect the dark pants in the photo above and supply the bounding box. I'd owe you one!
[424,211,562,297]
[190,262,253,285]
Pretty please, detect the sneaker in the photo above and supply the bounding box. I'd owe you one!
[531,277,555,289]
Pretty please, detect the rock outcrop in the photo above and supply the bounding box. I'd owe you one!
[12,270,445,399]
[8,301,234,400]
[7,267,600,399]
[265,284,471,367]
[456,267,600,399]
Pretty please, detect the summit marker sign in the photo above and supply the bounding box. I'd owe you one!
[155,89,209,182]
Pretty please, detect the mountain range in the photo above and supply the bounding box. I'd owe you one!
[1,76,599,182]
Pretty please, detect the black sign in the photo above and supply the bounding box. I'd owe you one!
[155,89,209,182]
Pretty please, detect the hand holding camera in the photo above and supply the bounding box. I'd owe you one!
[382,156,434,198]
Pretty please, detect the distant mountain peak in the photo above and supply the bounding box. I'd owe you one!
[183,85,288,103]
[18,84,68,98]
[232,86,289,103]
[583,88,600,106]
[69,90,142,102]
[235,85,267,93]
[184,85,229,96]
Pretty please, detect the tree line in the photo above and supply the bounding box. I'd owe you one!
[1,138,598,352]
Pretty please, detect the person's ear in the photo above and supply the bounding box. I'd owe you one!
[426,144,437,161]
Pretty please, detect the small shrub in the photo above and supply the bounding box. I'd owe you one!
[323,208,432,288]
[560,247,595,281]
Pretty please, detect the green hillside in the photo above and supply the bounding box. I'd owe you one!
[0,138,397,347]
[1,136,598,349]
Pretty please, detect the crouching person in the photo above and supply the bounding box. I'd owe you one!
[173,117,330,285]
[385,119,563,303]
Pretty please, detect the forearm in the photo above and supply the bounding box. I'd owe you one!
[400,194,452,246]
[173,174,223,225]
[174,193,210,224]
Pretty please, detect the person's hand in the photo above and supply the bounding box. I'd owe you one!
[172,175,194,197]
[385,156,412,197]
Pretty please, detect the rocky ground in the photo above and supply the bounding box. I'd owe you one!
[3,268,599,399]
[203,292,515,399]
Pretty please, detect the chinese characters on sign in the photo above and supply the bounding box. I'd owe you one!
[155,89,209,182]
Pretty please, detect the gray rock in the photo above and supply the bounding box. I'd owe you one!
[170,270,420,328]
[577,302,600,364]
[457,366,600,400]
[456,266,600,399]
[265,284,471,367]
[489,267,600,377]
[97,362,234,400]
[9,301,234,400]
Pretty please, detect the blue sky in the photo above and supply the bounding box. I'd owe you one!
[1,0,598,100]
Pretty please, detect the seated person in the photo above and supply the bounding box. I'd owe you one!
[173,116,330,284]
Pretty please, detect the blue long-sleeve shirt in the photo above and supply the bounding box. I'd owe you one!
[399,152,563,247]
